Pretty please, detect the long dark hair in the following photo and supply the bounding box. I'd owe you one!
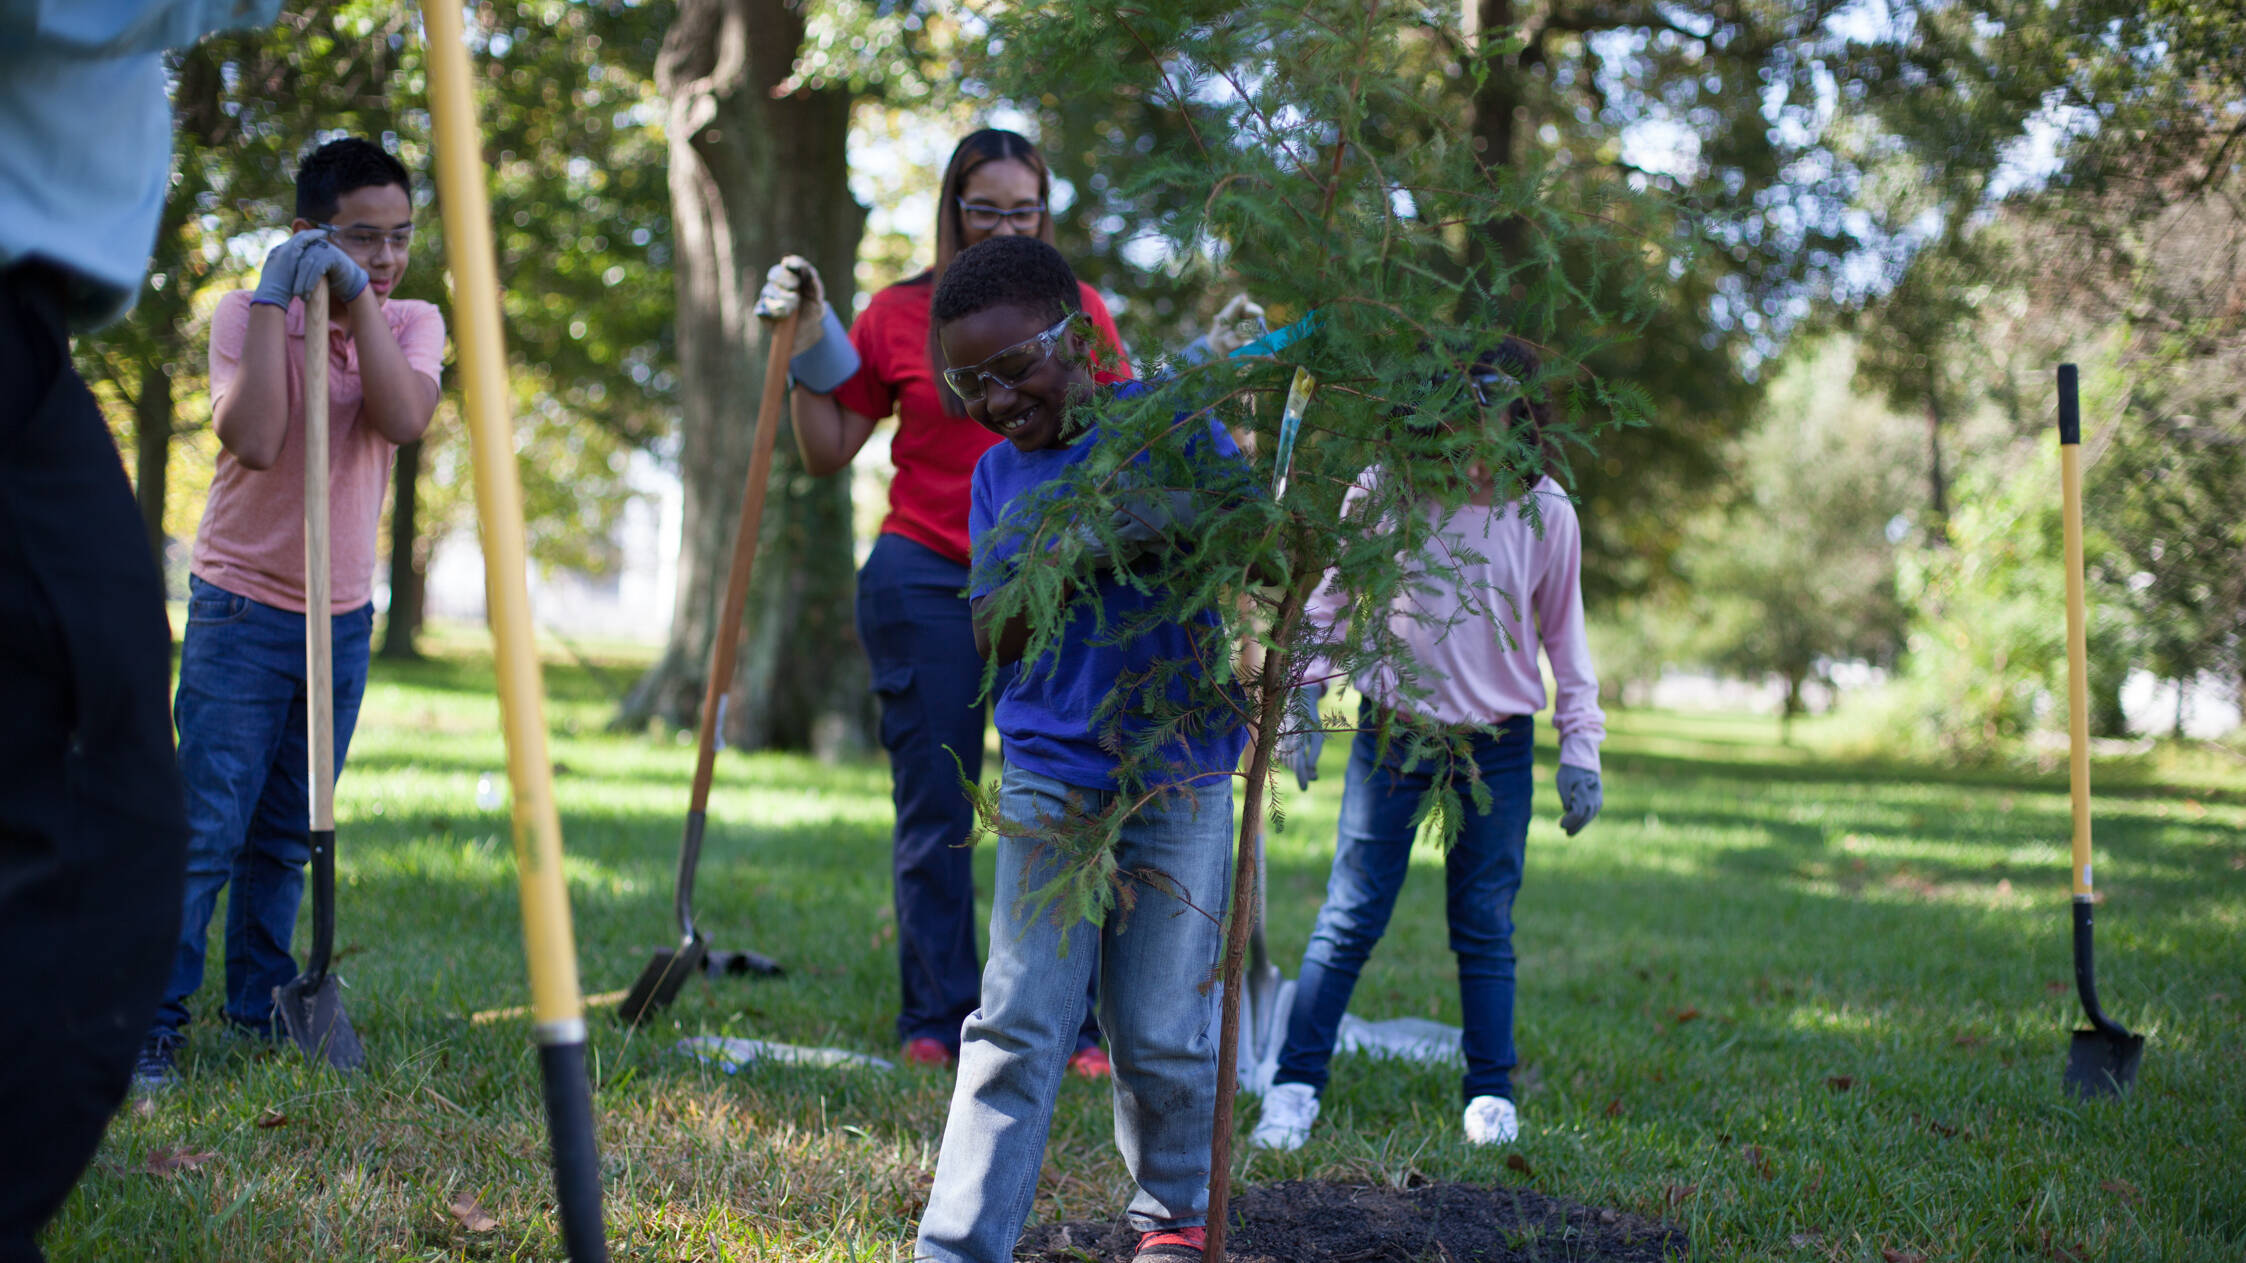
[925,129,1057,416]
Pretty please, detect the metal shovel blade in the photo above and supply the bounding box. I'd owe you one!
[273,975,365,1071]
[617,935,708,1026]
[2064,1027,2144,1099]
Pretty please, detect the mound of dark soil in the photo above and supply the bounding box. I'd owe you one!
[1016,1179,1686,1262]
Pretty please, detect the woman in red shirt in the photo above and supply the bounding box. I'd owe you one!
[761,129,1130,1071]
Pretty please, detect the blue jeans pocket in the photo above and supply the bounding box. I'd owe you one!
[186,580,247,626]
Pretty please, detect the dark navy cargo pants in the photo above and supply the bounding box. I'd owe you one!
[854,532,1097,1051]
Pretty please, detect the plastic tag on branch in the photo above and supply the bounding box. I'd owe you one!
[1275,367,1316,501]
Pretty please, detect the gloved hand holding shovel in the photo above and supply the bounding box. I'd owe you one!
[757,255,860,392]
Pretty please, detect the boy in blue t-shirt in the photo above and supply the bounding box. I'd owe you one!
[913,235,1246,1263]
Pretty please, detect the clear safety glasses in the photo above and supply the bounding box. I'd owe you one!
[942,314,1077,402]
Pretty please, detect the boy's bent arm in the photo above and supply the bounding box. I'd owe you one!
[970,593,1036,666]
[790,388,880,476]
[212,302,295,470]
[347,289,439,444]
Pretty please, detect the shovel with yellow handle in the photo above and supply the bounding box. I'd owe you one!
[2055,363,2145,1100]
[423,4,607,1256]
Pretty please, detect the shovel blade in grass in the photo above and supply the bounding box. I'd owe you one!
[2065,1026,2144,1099]
[617,934,708,1026]
[274,973,365,1070]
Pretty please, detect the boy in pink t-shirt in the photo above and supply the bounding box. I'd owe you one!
[135,138,444,1087]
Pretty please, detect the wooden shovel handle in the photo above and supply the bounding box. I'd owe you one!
[686,310,800,809]
[304,282,334,833]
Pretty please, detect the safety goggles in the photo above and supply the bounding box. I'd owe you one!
[957,199,1046,231]
[317,222,414,255]
[942,314,1076,402]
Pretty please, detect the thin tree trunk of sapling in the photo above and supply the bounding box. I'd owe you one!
[1207,574,1316,1262]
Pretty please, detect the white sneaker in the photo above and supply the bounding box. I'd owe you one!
[1250,1081,1320,1151]
[1462,1094,1518,1145]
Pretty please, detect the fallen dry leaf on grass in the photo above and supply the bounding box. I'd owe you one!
[1504,1154,1534,1176]
[2100,1178,2141,1204]
[1663,1183,1698,1208]
[143,1148,217,1176]
[1825,1075,1855,1092]
[254,1109,288,1129]
[1603,1097,1624,1117]
[448,1194,499,1233]
[1880,1247,1927,1263]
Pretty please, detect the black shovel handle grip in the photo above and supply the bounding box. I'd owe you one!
[674,809,706,943]
[2058,364,2080,445]
[2073,899,2132,1040]
[540,1038,609,1262]
[306,827,336,982]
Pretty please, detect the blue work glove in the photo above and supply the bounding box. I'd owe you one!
[251,229,367,309]
[1077,487,1200,570]
[1274,684,1325,790]
[1556,763,1601,836]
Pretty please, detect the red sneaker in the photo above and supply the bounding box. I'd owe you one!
[902,1037,955,1068]
[1067,1044,1113,1079]
[1133,1226,1206,1260]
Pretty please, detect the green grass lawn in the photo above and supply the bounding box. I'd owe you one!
[47,642,2246,1261]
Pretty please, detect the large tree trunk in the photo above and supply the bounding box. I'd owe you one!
[1469,0,1524,281]
[378,437,426,659]
[618,0,872,753]
[133,359,172,580]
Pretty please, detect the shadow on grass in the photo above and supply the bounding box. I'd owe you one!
[1601,740,2246,808]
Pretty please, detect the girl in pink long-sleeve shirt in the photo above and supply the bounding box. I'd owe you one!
[1252,337,1606,1153]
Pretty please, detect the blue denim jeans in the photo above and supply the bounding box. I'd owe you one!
[915,766,1233,1263]
[1275,703,1535,1103]
[857,533,1098,1052]
[150,575,374,1040]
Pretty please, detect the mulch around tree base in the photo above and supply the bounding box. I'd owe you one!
[1016,1179,1688,1263]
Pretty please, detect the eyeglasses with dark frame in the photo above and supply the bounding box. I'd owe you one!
[317,222,414,254]
[955,199,1047,232]
[942,314,1078,403]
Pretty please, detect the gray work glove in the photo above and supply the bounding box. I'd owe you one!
[1077,487,1200,570]
[1556,763,1602,836]
[1178,292,1269,367]
[252,229,367,309]
[1274,684,1325,790]
[757,254,859,390]
[1206,292,1267,357]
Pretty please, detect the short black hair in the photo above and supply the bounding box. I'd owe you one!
[931,235,1081,330]
[296,138,411,224]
